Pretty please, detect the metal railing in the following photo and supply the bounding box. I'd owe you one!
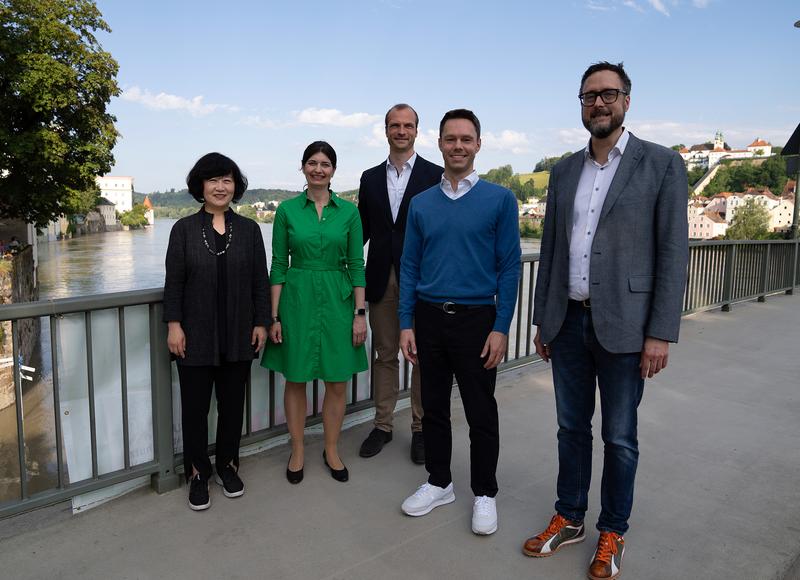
[0,239,798,518]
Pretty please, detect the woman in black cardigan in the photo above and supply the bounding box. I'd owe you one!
[164,152,269,511]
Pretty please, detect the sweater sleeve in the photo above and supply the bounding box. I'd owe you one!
[163,220,186,322]
[493,190,522,334]
[399,199,423,330]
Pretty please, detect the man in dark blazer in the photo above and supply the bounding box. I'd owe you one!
[522,63,688,580]
[358,103,443,463]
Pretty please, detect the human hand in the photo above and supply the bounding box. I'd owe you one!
[252,326,267,353]
[167,322,186,358]
[352,315,367,346]
[533,328,550,363]
[399,329,417,365]
[269,321,282,344]
[480,331,508,369]
[640,337,669,379]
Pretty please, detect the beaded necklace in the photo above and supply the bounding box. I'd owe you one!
[201,212,233,256]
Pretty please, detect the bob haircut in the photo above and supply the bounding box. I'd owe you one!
[301,141,337,168]
[186,152,248,203]
[439,108,481,139]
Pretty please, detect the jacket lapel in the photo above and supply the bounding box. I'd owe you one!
[599,133,644,220]
[375,162,393,224]
[561,153,584,246]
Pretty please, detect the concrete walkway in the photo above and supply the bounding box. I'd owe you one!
[1,294,799,580]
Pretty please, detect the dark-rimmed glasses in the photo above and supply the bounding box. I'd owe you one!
[578,89,628,107]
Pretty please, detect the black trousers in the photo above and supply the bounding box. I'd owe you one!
[177,360,250,481]
[415,302,499,497]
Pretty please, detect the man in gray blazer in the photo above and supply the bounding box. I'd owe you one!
[522,62,688,580]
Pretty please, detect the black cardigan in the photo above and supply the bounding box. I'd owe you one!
[163,209,270,366]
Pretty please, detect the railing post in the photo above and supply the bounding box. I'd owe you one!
[788,239,799,295]
[758,243,770,302]
[149,303,179,493]
[721,243,736,312]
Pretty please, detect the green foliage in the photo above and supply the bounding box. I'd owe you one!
[687,166,706,188]
[480,165,539,202]
[119,203,149,228]
[725,199,771,240]
[670,144,686,151]
[235,204,258,220]
[703,156,788,197]
[0,0,120,227]
[519,219,542,239]
[154,206,197,219]
[534,152,572,172]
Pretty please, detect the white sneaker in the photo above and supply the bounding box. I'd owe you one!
[472,496,498,535]
[401,482,455,516]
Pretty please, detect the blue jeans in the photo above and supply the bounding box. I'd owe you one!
[550,301,645,534]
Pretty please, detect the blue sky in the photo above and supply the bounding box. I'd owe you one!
[96,0,800,193]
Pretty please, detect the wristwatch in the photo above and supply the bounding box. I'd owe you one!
[354,308,366,316]
[271,315,281,323]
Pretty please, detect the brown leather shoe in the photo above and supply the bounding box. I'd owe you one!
[587,531,625,580]
[522,513,585,557]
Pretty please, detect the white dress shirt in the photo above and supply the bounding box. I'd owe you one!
[386,153,417,222]
[568,129,630,301]
[440,170,479,200]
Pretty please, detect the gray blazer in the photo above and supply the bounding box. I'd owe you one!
[533,132,689,353]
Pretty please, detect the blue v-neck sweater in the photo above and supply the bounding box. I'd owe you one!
[399,179,521,333]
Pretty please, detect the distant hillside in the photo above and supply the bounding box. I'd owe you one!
[517,171,550,189]
[134,187,361,209]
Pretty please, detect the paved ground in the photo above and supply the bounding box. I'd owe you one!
[1,293,799,580]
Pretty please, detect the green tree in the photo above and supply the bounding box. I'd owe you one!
[670,144,686,151]
[0,0,119,227]
[480,165,514,186]
[687,166,706,189]
[534,152,572,172]
[119,204,148,228]
[236,204,258,220]
[725,198,770,240]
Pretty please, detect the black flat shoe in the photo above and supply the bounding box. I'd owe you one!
[286,455,303,484]
[323,450,349,482]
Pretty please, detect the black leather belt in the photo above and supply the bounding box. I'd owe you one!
[569,298,591,309]
[421,301,494,315]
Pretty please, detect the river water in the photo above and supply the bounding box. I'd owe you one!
[1,219,539,504]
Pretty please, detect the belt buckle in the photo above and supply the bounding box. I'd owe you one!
[442,301,457,314]
[581,299,591,309]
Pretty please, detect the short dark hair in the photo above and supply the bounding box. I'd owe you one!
[301,141,337,168]
[384,103,419,128]
[580,61,632,95]
[186,152,248,203]
[439,108,481,138]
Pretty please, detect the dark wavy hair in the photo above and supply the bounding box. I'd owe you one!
[439,108,481,138]
[301,141,337,168]
[186,152,248,203]
[580,61,632,95]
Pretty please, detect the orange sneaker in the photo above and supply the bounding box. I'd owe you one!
[522,513,585,557]
[587,531,625,580]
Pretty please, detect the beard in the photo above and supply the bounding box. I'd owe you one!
[582,109,625,139]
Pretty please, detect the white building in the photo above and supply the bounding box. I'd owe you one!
[679,132,773,171]
[769,198,795,232]
[689,211,727,239]
[96,175,134,213]
[96,197,117,226]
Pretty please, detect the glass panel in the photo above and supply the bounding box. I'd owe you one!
[0,319,21,502]
[171,362,182,453]
[249,360,270,432]
[124,305,153,466]
[272,372,286,426]
[21,316,58,495]
[90,309,125,475]
[57,313,92,483]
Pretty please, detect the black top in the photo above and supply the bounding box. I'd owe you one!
[358,155,444,303]
[163,208,270,366]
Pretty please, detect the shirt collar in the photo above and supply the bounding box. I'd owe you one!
[584,128,629,162]
[303,190,340,207]
[440,170,479,189]
[386,152,417,172]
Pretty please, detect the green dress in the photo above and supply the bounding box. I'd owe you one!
[261,192,368,382]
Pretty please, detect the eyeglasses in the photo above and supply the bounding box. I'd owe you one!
[578,89,628,107]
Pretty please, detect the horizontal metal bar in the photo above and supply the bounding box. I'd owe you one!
[0,288,165,322]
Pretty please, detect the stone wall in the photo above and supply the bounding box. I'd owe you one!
[0,246,39,411]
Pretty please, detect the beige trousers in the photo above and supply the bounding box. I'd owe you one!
[368,268,422,432]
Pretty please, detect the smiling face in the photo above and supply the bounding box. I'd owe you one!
[580,69,630,140]
[438,118,481,178]
[302,151,335,189]
[202,174,235,211]
[385,107,418,155]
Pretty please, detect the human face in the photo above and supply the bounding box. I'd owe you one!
[385,107,418,155]
[580,70,629,140]
[302,152,335,189]
[438,118,481,178]
[202,174,235,211]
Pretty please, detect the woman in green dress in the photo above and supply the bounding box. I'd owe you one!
[262,141,368,484]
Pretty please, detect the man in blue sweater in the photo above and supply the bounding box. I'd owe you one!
[398,109,521,536]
